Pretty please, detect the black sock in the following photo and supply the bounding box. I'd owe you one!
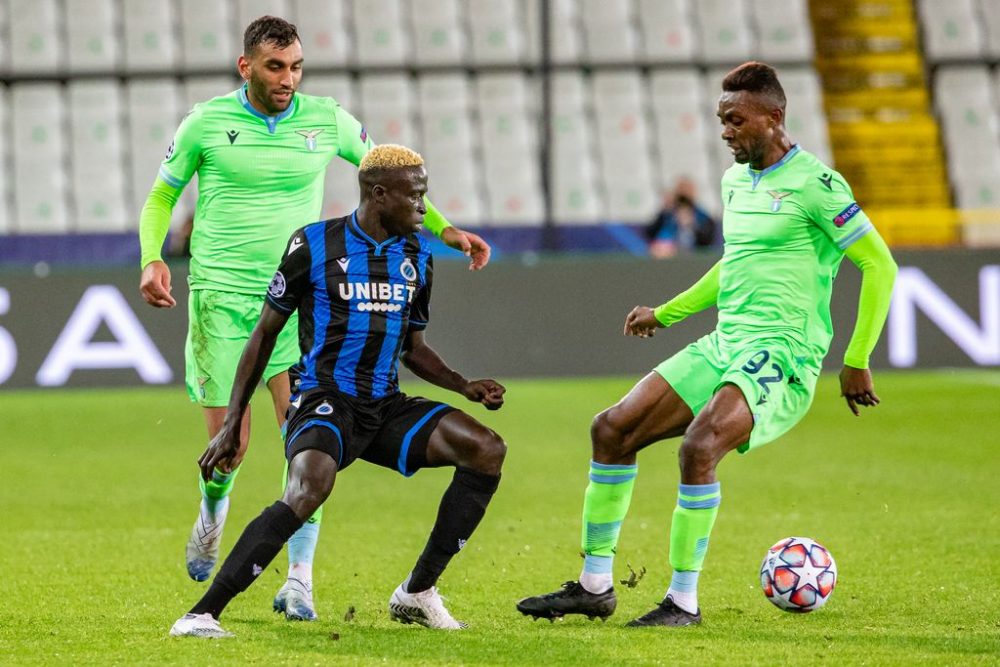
[190,501,303,618]
[406,467,501,593]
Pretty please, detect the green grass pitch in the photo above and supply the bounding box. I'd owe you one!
[2,371,999,665]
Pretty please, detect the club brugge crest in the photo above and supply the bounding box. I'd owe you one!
[296,129,324,151]
[400,258,417,281]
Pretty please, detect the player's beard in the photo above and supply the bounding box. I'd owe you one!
[249,76,294,115]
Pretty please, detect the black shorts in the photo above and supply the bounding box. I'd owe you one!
[283,388,457,476]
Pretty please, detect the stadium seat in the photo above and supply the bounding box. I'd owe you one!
[779,69,832,166]
[692,0,755,64]
[65,0,120,73]
[417,74,484,224]
[305,75,362,219]
[0,85,9,233]
[635,0,698,63]
[579,0,638,64]
[467,0,525,65]
[649,69,717,215]
[410,0,466,66]
[184,76,241,110]
[9,0,62,75]
[178,0,235,72]
[475,73,544,224]
[551,72,603,223]
[748,0,813,63]
[237,0,291,29]
[122,0,179,72]
[917,0,984,61]
[10,84,69,233]
[291,0,352,67]
[934,66,1000,208]
[67,81,129,232]
[302,74,356,107]
[358,74,418,147]
[524,0,583,65]
[352,0,410,66]
[0,2,7,78]
[704,67,738,190]
[977,0,1000,59]
[591,72,657,222]
[126,79,184,222]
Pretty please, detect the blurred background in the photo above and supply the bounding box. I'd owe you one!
[0,0,998,389]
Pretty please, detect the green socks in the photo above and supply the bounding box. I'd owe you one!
[579,461,637,592]
[199,466,240,514]
[667,481,721,613]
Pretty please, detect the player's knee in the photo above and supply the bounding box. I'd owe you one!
[679,418,728,476]
[469,429,506,476]
[591,409,628,459]
[282,472,334,521]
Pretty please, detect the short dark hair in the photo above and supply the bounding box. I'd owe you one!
[243,15,299,55]
[721,62,786,108]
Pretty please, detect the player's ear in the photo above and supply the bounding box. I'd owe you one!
[371,183,387,203]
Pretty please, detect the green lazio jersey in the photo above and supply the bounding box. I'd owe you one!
[717,145,874,365]
[159,85,375,293]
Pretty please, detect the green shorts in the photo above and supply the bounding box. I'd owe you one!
[185,289,300,407]
[654,331,819,453]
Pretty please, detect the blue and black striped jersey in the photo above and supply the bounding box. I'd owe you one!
[265,212,432,400]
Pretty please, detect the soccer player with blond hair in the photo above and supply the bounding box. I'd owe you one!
[170,144,507,637]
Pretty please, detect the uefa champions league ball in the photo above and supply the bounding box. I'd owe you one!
[760,537,837,612]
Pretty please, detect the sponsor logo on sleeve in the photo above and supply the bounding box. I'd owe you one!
[268,271,287,298]
[360,127,368,142]
[287,236,304,255]
[164,141,175,160]
[834,202,861,227]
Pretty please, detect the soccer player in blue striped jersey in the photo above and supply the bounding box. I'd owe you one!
[170,145,506,638]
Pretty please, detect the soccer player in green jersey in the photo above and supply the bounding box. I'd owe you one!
[517,62,898,626]
[137,16,491,622]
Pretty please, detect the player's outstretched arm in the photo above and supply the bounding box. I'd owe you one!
[400,330,505,410]
[624,260,723,337]
[199,304,289,478]
[425,199,491,271]
[138,178,184,308]
[839,231,898,416]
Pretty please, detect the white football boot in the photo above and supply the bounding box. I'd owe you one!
[273,577,318,621]
[169,613,233,638]
[185,497,229,582]
[388,584,467,630]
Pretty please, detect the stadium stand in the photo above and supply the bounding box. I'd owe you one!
[0,83,8,233]
[11,83,69,232]
[68,80,129,231]
[0,0,998,250]
[65,0,120,73]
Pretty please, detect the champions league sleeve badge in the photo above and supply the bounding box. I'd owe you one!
[268,271,287,298]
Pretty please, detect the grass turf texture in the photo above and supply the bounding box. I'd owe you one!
[2,371,998,665]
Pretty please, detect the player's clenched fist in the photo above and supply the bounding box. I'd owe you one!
[463,379,506,410]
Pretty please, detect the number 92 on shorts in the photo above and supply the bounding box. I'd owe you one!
[654,331,819,453]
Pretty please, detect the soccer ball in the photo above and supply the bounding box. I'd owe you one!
[759,536,837,612]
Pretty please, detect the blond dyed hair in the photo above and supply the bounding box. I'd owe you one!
[359,144,424,172]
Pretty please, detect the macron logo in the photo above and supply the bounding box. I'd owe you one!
[288,237,304,255]
[337,258,351,272]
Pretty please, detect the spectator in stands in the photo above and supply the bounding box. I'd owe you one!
[645,178,718,258]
